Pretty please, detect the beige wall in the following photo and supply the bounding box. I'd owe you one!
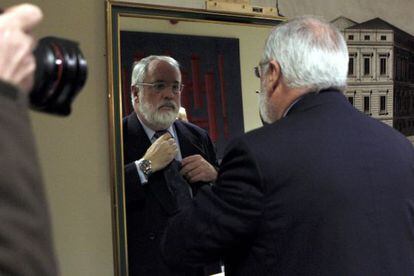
[2,0,413,275]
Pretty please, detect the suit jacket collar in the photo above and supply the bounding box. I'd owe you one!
[126,112,151,156]
[174,120,209,160]
[285,89,345,117]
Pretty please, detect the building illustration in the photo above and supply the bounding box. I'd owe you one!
[332,17,414,139]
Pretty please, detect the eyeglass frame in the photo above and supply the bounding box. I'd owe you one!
[135,81,184,94]
[254,60,270,79]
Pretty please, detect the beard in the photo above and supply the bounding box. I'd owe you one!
[138,95,180,130]
[258,91,269,124]
[258,82,276,124]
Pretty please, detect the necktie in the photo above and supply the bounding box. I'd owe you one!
[153,130,192,208]
[153,129,168,140]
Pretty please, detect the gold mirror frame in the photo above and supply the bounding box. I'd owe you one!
[106,1,285,274]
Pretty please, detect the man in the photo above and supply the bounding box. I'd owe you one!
[0,4,58,276]
[161,16,414,275]
[123,55,219,275]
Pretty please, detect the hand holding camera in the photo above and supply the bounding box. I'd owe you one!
[0,4,42,94]
[0,4,87,116]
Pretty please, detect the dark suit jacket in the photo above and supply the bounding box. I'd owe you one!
[123,112,218,276]
[162,89,414,276]
[0,81,58,275]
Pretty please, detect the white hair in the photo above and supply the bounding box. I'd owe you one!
[262,15,349,92]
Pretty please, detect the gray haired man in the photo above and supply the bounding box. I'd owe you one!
[162,16,414,276]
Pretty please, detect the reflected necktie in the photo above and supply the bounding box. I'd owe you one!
[153,130,192,208]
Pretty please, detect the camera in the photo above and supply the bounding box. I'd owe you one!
[29,36,87,116]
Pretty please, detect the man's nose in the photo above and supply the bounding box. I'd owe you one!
[161,85,176,97]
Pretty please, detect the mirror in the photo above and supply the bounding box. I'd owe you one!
[106,1,284,274]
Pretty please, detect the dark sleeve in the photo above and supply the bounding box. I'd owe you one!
[197,127,220,190]
[122,117,147,206]
[0,81,58,275]
[0,81,18,100]
[161,138,264,267]
[124,160,165,206]
[124,161,147,205]
[204,129,219,169]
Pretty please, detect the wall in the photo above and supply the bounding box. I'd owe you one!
[2,0,413,275]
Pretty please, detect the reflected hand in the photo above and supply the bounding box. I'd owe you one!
[180,154,217,183]
[0,4,43,94]
[143,132,177,173]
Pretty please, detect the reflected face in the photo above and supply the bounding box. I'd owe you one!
[135,60,181,130]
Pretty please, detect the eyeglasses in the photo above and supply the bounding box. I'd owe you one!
[254,66,262,78]
[254,60,269,79]
[136,82,184,94]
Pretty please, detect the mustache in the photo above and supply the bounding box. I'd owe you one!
[157,101,177,110]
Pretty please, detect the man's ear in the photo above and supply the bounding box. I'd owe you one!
[131,86,139,102]
[267,60,282,92]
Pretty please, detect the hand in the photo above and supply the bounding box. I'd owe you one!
[180,154,218,183]
[143,132,178,173]
[0,4,43,94]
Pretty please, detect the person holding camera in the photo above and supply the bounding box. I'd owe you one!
[0,4,58,275]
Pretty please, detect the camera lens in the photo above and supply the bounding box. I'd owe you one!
[30,36,87,116]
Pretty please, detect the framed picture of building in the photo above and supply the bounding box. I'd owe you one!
[332,16,414,138]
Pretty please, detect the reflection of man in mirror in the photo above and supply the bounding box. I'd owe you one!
[123,55,220,276]
[161,16,414,275]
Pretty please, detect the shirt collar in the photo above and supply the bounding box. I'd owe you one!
[136,114,176,140]
[283,89,338,118]
[283,95,306,118]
